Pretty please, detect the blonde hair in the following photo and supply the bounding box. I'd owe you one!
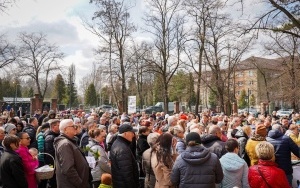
[255,141,274,160]
[243,125,252,137]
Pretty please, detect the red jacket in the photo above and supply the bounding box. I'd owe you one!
[248,160,290,188]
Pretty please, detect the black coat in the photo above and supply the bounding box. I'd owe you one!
[0,149,28,188]
[44,130,60,165]
[137,134,150,161]
[110,136,139,188]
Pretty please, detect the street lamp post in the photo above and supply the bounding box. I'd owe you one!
[67,82,74,110]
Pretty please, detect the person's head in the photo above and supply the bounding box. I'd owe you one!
[231,117,241,128]
[8,118,18,126]
[173,125,184,139]
[147,132,160,148]
[89,128,106,143]
[100,117,106,125]
[289,124,299,135]
[255,124,267,137]
[4,123,17,135]
[29,117,38,128]
[3,135,20,151]
[29,148,38,157]
[208,125,222,139]
[0,127,5,141]
[139,126,150,136]
[49,119,60,133]
[186,132,201,146]
[281,117,289,128]
[168,116,177,127]
[272,123,284,133]
[101,173,112,185]
[144,121,153,131]
[59,119,78,138]
[156,133,176,168]
[225,138,239,153]
[255,141,274,161]
[17,132,31,147]
[242,125,252,137]
[16,121,24,133]
[109,124,118,134]
[119,124,138,142]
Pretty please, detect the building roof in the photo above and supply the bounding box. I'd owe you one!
[236,56,283,71]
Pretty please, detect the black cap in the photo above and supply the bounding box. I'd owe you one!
[186,132,201,145]
[119,124,138,134]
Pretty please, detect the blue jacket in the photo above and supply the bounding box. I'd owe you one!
[266,130,300,175]
[171,145,223,188]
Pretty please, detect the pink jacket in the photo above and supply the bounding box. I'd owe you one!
[16,145,39,188]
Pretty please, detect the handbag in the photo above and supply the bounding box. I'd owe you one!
[256,166,271,188]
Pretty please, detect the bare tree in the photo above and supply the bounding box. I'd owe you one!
[241,0,300,38]
[85,0,136,113]
[264,30,300,110]
[143,0,184,112]
[0,0,15,13]
[17,32,64,99]
[0,34,17,69]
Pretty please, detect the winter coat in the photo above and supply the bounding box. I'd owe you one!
[248,160,290,188]
[0,149,28,188]
[151,150,176,188]
[110,136,139,188]
[44,130,59,165]
[98,184,112,188]
[16,145,39,188]
[87,139,111,182]
[175,137,186,154]
[54,134,91,188]
[170,145,223,188]
[266,129,300,175]
[219,152,249,188]
[23,124,37,149]
[142,148,156,188]
[201,134,227,158]
[245,135,265,166]
[137,134,150,161]
[36,131,45,162]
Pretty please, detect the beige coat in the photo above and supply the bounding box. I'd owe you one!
[150,151,175,188]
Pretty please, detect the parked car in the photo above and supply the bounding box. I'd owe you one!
[276,109,292,117]
[97,105,113,112]
[141,106,163,114]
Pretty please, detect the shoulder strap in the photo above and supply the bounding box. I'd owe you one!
[256,166,271,188]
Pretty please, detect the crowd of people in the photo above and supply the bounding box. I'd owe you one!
[0,107,299,188]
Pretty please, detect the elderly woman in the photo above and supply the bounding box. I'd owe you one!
[0,135,28,188]
[248,141,290,188]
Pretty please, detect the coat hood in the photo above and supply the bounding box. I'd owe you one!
[53,134,77,147]
[181,145,211,165]
[220,153,245,172]
[267,129,283,139]
[201,134,220,144]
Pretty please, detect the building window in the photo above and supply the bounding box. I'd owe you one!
[248,70,253,76]
[249,90,252,95]
[237,81,243,86]
[236,72,243,77]
[249,80,254,85]
[237,91,241,95]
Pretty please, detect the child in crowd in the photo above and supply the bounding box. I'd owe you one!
[29,148,38,160]
[99,173,112,188]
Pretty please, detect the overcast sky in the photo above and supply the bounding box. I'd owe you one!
[0,0,147,86]
[0,0,267,86]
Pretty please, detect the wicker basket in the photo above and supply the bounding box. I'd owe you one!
[35,153,55,180]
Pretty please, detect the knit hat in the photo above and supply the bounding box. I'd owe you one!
[4,123,16,134]
[180,114,188,120]
[41,123,50,130]
[255,124,267,137]
[186,132,201,145]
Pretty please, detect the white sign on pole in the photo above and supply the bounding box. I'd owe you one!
[128,96,136,114]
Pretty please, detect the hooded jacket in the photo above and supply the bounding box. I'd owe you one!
[266,129,300,175]
[219,152,249,188]
[44,130,60,165]
[201,134,227,158]
[245,134,265,166]
[170,145,223,188]
[54,134,91,188]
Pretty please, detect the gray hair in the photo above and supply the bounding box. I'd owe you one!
[59,119,73,133]
[272,124,283,132]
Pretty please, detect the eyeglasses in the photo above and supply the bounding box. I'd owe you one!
[67,125,78,130]
[21,137,31,140]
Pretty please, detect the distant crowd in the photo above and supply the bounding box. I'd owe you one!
[0,107,299,188]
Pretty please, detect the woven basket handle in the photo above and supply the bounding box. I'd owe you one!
[38,152,55,170]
